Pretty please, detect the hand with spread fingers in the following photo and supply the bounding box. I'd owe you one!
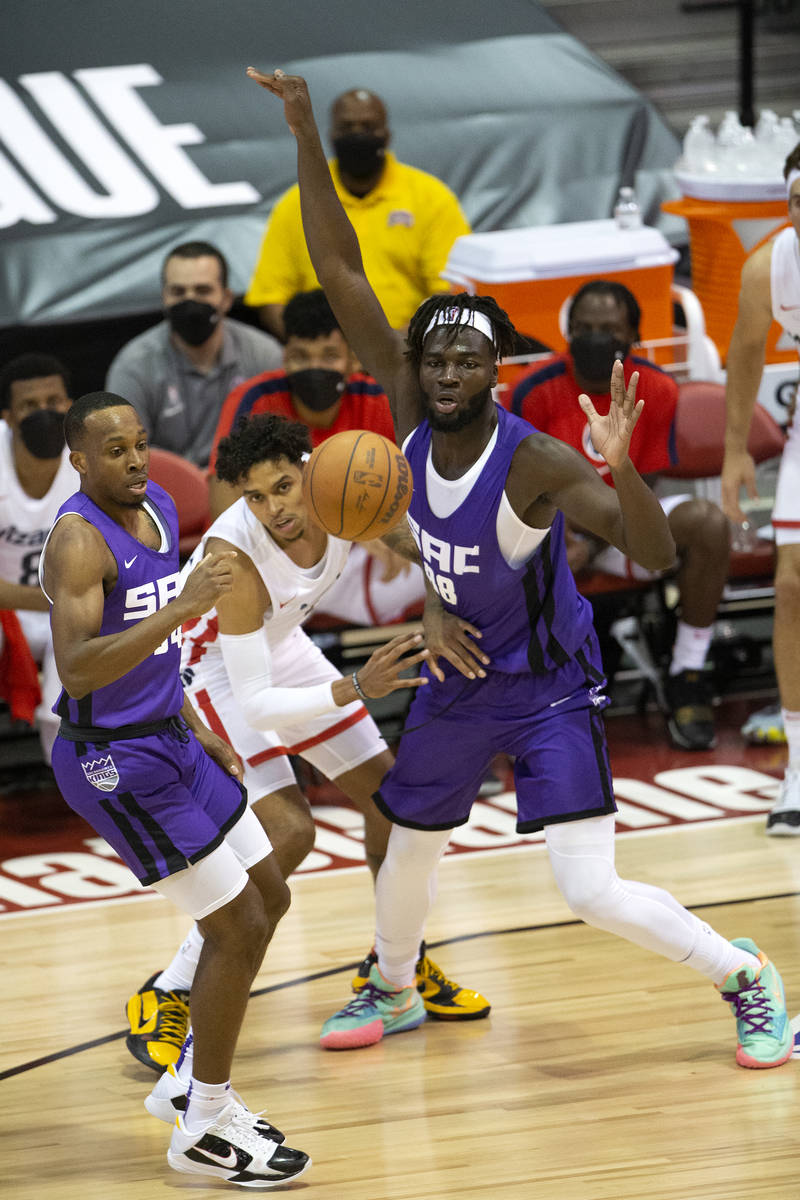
[577,358,644,471]
[355,631,433,699]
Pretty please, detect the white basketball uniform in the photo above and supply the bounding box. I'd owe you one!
[770,226,800,545]
[0,421,77,758]
[180,497,387,801]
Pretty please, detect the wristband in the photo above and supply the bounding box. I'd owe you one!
[352,671,369,702]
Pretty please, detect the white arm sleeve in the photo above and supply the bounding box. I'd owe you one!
[218,628,340,730]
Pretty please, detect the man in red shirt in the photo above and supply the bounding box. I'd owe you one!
[510,280,730,751]
[209,288,424,625]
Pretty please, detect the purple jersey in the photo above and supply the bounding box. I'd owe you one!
[45,480,184,728]
[404,405,595,675]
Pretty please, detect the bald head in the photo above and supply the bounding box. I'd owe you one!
[330,89,389,140]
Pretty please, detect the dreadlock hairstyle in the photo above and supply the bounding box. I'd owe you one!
[215,413,312,485]
[405,292,517,370]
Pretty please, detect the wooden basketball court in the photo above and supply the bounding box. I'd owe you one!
[2,699,800,1199]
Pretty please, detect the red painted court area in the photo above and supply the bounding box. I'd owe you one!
[0,695,786,917]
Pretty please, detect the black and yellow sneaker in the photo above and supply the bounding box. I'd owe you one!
[125,972,190,1073]
[415,942,491,1021]
[351,942,491,1021]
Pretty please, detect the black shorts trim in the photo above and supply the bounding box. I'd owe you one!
[372,788,470,832]
[516,798,617,836]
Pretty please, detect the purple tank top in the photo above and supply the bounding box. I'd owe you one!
[405,405,595,675]
[49,481,184,727]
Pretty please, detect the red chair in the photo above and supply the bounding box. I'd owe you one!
[147,447,211,559]
[663,380,786,581]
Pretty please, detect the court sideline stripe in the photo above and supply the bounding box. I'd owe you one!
[2,887,798,1083]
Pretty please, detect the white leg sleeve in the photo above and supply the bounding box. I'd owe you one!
[375,824,452,987]
[545,814,750,983]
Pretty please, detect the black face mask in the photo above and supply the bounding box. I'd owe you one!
[332,133,387,180]
[569,330,630,385]
[288,368,346,413]
[166,299,221,346]
[18,408,66,459]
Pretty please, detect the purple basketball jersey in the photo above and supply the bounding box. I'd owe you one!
[404,405,595,675]
[47,480,184,727]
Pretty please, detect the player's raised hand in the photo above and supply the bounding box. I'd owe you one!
[354,631,433,699]
[179,551,237,618]
[577,358,644,471]
[246,67,315,137]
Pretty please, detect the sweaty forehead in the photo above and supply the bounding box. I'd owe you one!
[85,404,142,443]
[244,456,298,491]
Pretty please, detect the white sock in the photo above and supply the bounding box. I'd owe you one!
[183,1077,232,1134]
[678,919,761,986]
[174,1030,194,1082]
[782,708,800,769]
[154,924,204,993]
[669,621,713,675]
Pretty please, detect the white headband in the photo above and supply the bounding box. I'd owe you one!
[424,307,495,345]
[787,168,800,198]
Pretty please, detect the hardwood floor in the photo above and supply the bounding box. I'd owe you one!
[3,811,800,1199]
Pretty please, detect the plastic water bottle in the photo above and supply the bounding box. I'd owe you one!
[716,110,747,174]
[682,115,716,173]
[614,186,642,230]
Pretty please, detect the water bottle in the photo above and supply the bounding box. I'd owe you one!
[682,115,716,173]
[716,110,746,175]
[614,186,642,231]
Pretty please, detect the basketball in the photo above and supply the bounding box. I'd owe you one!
[302,429,413,541]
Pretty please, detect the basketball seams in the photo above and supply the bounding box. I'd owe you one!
[350,432,392,541]
[305,429,411,542]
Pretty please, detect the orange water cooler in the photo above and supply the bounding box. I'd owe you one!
[443,219,679,389]
[662,173,791,365]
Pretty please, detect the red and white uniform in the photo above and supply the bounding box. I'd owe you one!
[180,497,386,802]
[770,226,800,545]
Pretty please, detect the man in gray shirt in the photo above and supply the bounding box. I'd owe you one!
[106,241,282,467]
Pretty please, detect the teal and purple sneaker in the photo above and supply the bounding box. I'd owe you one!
[719,937,793,1068]
[321,963,426,1050]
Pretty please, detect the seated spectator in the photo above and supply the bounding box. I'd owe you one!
[509,280,731,752]
[106,240,282,467]
[244,88,470,339]
[209,289,425,626]
[0,353,77,762]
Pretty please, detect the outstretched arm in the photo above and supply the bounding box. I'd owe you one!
[247,69,410,421]
[508,361,676,572]
[722,245,774,522]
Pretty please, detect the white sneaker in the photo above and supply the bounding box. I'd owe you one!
[145,1067,285,1143]
[766,766,800,835]
[167,1103,310,1187]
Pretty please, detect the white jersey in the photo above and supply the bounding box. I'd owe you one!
[770,226,800,352]
[0,420,77,590]
[180,495,351,676]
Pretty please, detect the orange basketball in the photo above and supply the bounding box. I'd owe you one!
[302,429,413,542]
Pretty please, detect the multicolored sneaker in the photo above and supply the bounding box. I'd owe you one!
[415,942,491,1020]
[125,972,190,1073]
[145,1065,286,1143]
[663,669,716,750]
[766,766,800,836]
[352,943,491,1020]
[321,963,426,1050]
[719,937,793,1068]
[167,1103,309,1186]
[741,703,786,745]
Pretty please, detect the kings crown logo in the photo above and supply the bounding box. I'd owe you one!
[81,755,120,792]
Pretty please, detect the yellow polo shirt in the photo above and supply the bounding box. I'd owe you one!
[244,152,470,329]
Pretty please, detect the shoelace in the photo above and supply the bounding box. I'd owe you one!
[217,1105,282,1156]
[154,995,190,1045]
[340,982,397,1014]
[723,980,777,1035]
[419,959,459,997]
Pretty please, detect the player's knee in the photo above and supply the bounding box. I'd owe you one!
[672,499,729,560]
[774,556,800,612]
[552,858,618,925]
